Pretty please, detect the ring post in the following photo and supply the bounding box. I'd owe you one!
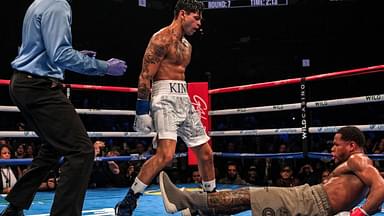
[301,59,310,157]
[187,82,210,165]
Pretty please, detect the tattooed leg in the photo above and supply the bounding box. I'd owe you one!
[160,171,251,215]
[207,188,251,215]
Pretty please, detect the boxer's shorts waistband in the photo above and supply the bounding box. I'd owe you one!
[152,80,188,96]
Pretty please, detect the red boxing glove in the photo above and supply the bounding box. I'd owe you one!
[350,207,369,216]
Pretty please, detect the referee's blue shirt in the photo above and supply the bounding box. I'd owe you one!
[11,0,108,80]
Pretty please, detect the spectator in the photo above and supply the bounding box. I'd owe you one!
[218,161,247,185]
[120,141,132,156]
[373,138,384,154]
[275,165,300,187]
[106,150,121,175]
[120,163,138,187]
[131,141,152,159]
[244,165,263,186]
[38,169,59,191]
[24,142,36,158]
[14,143,26,159]
[0,144,20,194]
[321,169,331,184]
[298,163,319,185]
[94,140,106,157]
[373,138,384,169]
[89,150,121,188]
[270,143,294,180]
[0,138,10,146]
[12,143,28,177]
[191,170,202,184]
[186,167,203,189]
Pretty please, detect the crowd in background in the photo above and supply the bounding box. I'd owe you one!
[1,120,384,194]
[1,0,384,206]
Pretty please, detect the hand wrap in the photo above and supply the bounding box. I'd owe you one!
[133,100,153,133]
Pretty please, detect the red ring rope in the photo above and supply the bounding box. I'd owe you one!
[208,65,384,95]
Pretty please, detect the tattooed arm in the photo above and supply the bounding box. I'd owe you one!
[137,33,169,100]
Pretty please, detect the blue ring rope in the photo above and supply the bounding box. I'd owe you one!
[1,152,383,166]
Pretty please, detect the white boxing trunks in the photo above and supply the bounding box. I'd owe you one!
[151,80,210,148]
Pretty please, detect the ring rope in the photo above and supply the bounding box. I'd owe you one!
[0,131,156,138]
[74,109,134,115]
[209,65,384,94]
[209,128,302,136]
[2,152,384,166]
[1,93,382,116]
[0,79,10,86]
[209,124,384,136]
[2,66,383,94]
[1,124,384,138]
[0,105,135,115]
[0,153,188,166]
[209,93,384,116]
[67,83,137,93]
[0,79,137,93]
[210,103,300,115]
[308,124,384,133]
[308,152,384,161]
[213,152,304,159]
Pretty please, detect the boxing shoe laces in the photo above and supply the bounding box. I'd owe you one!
[114,189,142,216]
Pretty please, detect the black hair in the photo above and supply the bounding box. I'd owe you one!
[226,161,238,168]
[337,126,366,147]
[0,144,12,154]
[174,0,204,18]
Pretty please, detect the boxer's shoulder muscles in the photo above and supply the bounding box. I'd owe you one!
[138,31,171,99]
[144,31,171,65]
[347,153,371,172]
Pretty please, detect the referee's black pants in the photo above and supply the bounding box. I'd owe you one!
[6,71,94,216]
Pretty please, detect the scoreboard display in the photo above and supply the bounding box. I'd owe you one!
[200,0,288,9]
[137,0,288,10]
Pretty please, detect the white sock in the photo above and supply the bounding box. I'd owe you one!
[202,179,216,192]
[131,177,148,194]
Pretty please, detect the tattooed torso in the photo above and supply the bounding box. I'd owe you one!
[137,26,192,99]
[154,28,191,81]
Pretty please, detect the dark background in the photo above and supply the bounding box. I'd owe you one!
[1,0,383,87]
